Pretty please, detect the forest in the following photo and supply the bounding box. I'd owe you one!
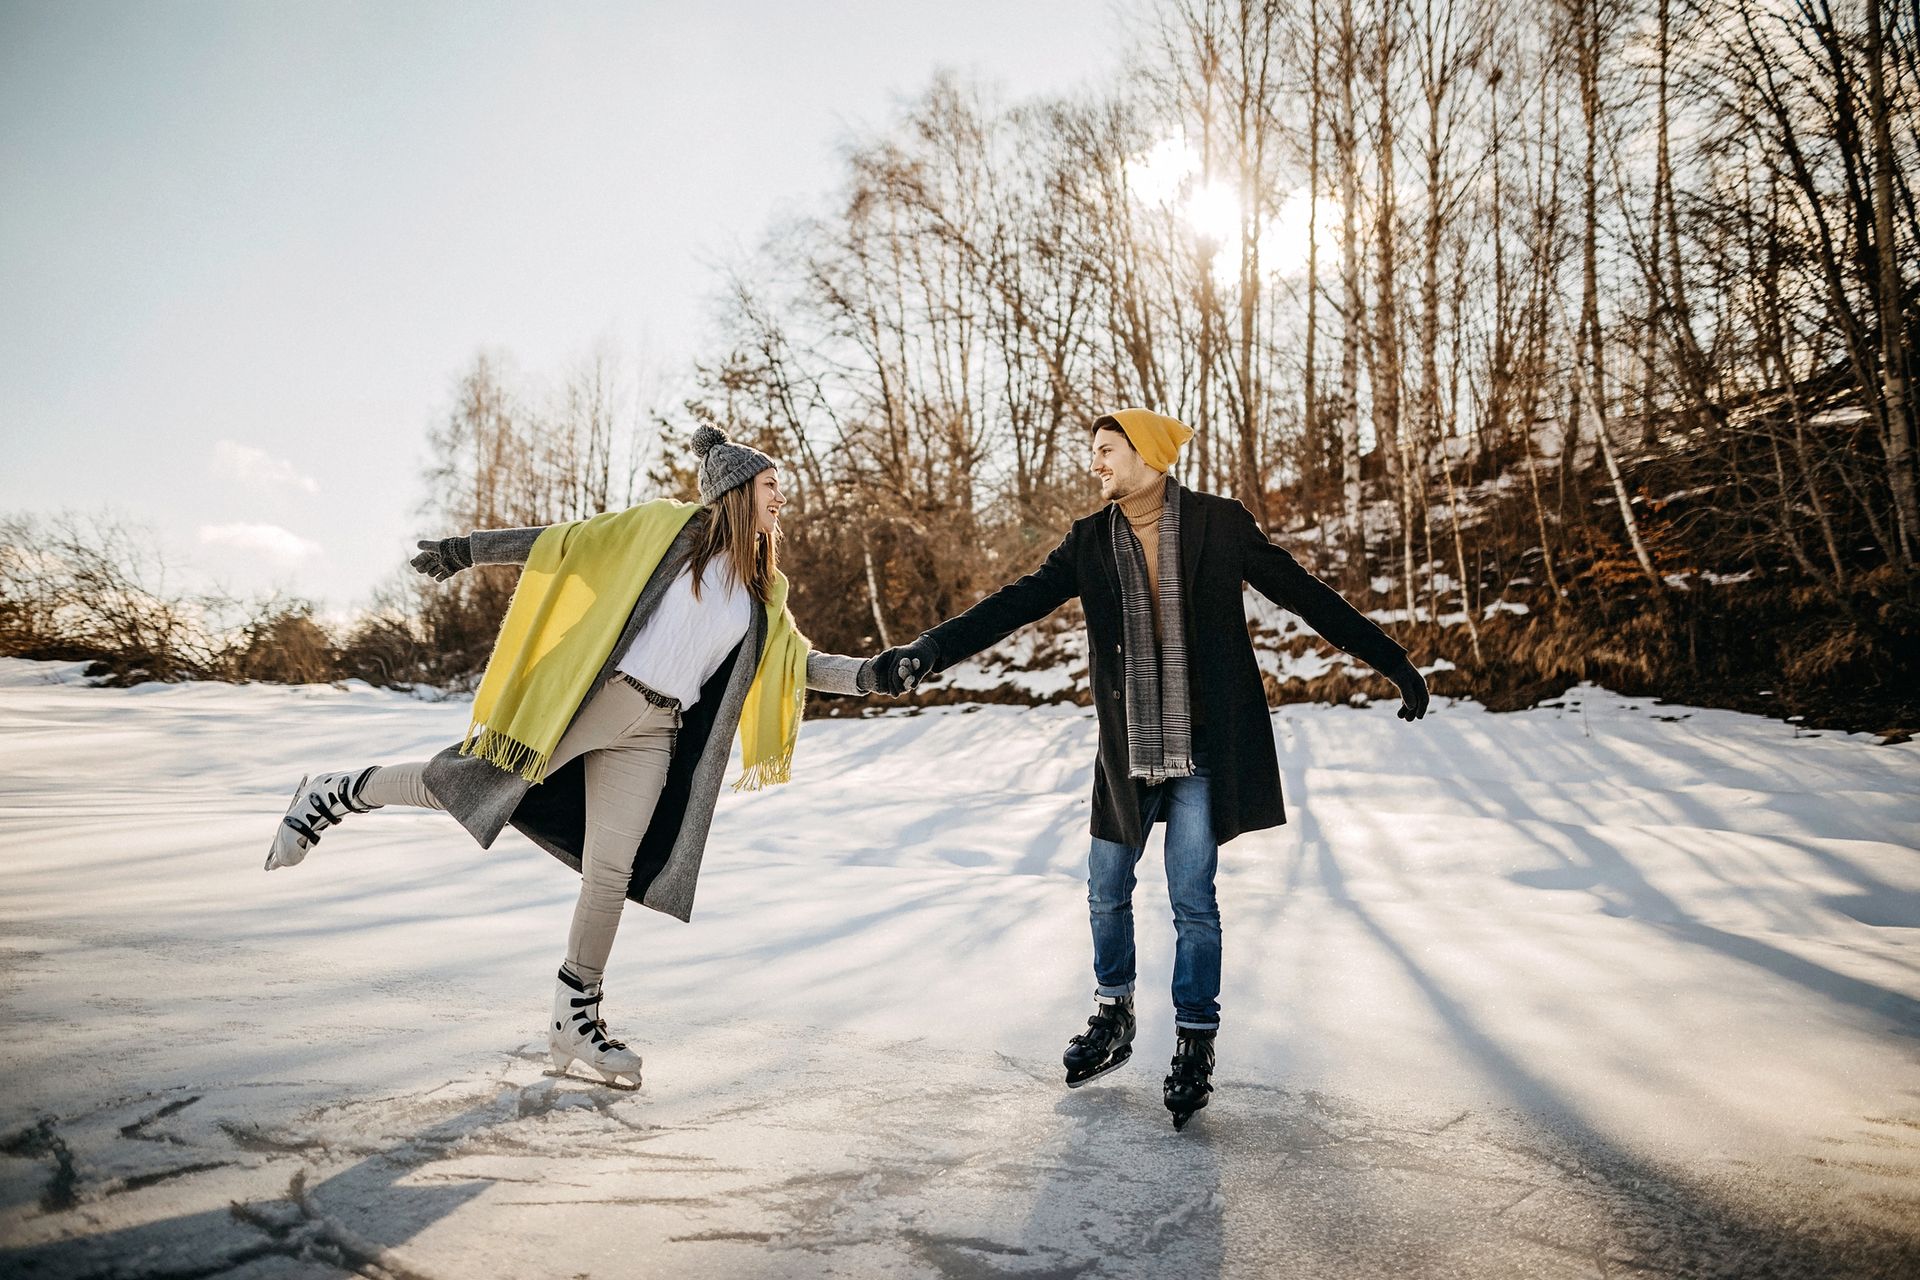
[4,0,1916,733]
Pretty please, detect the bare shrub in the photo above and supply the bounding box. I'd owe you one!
[221,601,337,685]
[0,511,225,682]
[335,575,435,688]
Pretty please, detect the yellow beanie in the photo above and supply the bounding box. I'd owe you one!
[1104,407,1195,473]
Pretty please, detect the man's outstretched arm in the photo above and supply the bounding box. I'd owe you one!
[1237,504,1429,720]
[876,529,1082,693]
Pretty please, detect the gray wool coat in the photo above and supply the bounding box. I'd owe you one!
[420,514,869,923]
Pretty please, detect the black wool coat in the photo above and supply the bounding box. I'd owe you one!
[922,489,1408,850]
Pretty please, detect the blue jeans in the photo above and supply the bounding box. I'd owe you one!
[1087,770,1221,1030]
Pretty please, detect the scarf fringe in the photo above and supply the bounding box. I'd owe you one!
[1131,756,1197,784]
[731,755,793,792]
[460,724,555,785]
[731,680,806,792]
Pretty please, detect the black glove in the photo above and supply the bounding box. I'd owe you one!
[1386,658,1429,722]
[410,536,474,582]
[874,636,941,695]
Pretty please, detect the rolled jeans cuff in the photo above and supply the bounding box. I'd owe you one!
[1175,1017,1220,1032]
[1095,982,1135,1002]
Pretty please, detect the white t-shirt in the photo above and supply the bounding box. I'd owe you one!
[613,556,753,709]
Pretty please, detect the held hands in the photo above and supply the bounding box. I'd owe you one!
[874,636,941,695]
[410,536,474,582]
[1386,658,1430,722]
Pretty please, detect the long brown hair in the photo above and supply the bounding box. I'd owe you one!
[689,478,777,605]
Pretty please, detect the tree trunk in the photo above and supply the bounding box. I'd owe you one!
[1577,0,1607,470]
[1372,0,1411,618]
[1338,0,1367,589]
[1869,0,1918,559]
[1557,292,1663,594]
[1305,0,1324,511]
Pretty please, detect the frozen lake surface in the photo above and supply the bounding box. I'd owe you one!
[1,659,1917,1277]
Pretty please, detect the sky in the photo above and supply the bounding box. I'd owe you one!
[0,1,1125,617]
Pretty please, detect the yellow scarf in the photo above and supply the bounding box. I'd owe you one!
[459,498,810,791]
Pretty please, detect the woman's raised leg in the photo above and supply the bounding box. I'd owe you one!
[357,761,444,810]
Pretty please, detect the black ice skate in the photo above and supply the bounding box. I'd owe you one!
[1163,1028,1215,1130]
[1062,994,1136,1087]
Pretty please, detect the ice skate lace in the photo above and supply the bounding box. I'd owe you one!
[1168,1039,1214,1089]
[282,770,376,846]
[567,993,628,1053]
[1071,1007,1124,1049]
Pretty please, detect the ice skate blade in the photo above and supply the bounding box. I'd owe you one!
[264,774,310,871]
[548,1046,642,1091]
[1064,1044,1133,1088]
[1167,1098,1209,1131]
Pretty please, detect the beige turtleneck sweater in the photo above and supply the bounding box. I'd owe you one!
[1116,475,1167,631]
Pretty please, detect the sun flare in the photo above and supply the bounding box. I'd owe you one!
[1259,189,1338,279]
[1124,136,1336,283]
[1184,180,1242,245]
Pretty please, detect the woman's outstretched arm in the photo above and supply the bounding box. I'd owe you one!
[805,652,876,696]
[467,526,549,565]
[411,526,548,580]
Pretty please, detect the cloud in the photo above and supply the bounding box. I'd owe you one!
[198,523,323,566]
[212,440,318,494]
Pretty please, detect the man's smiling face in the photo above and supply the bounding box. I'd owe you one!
[1090,426,1156,502]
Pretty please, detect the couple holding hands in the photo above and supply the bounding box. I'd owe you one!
[264,409,1426,1129]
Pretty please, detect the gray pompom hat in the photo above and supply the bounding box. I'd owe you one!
[690,425,775,504]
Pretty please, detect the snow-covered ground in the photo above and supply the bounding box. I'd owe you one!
[2,658,1918,1278]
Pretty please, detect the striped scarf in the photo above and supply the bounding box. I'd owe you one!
[1110,474,1194,784]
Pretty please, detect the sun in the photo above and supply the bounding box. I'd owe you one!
[1125,137,1239,243]
[1185,180,1242,245]
[1125,136,1336,282]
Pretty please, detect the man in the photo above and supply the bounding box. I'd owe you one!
[874,408,1427,1130]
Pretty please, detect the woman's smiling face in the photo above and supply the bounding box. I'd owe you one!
[753,469,784,536]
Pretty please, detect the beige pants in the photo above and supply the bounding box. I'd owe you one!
[364,677,679,982]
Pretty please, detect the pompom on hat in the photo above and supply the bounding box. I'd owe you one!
[1098,407,1195,473]
[691,425,776,503]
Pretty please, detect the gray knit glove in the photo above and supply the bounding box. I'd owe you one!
[410,536,473,582]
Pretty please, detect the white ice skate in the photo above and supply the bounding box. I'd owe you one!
[264,768,381,870]
[549,966,643,1089]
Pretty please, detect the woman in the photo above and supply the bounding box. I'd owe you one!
[263,427,875,1088]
